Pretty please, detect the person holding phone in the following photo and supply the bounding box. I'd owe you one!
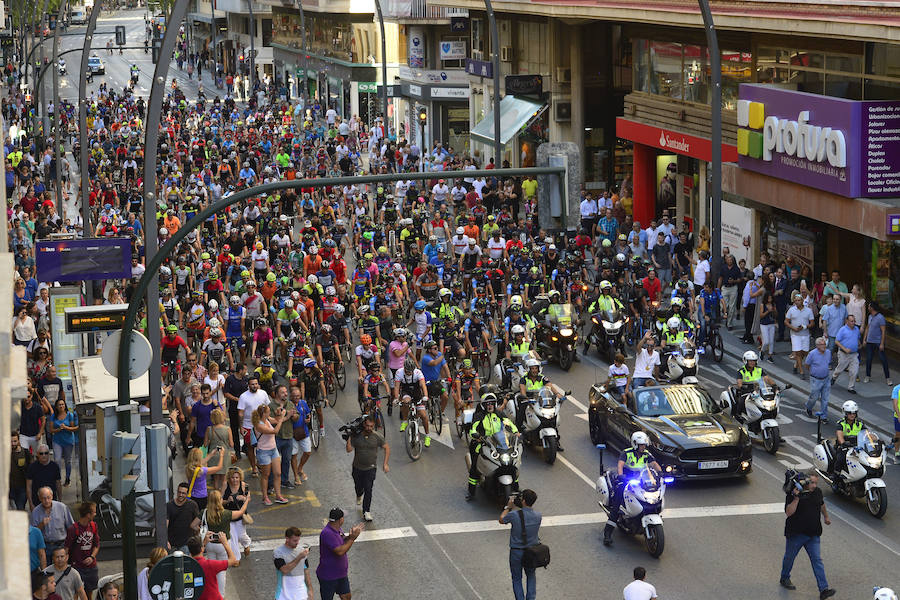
[317,508,364,600]
[190,532,239,600]
[274,526,313,600]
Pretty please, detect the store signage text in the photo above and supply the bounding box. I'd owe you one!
[658,130,690,153]
[465,58,493,79]
[431,87,470,99]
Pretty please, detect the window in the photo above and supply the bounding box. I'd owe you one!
[471,19,484,57]
[756,45,873,99]
[721,50,752,110]
[649,41,683,100]
[633,39,649,93]
[682,44,708,104]
[441,35,467,69]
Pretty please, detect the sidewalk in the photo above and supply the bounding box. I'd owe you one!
[717,325,897,437]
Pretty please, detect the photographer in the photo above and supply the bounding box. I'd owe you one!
[499,489,541,600]
[780,471,836,599]
[345,416,390,522]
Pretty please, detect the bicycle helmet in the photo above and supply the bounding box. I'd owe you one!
[393,328,407,338]
[742,350,758,363]
[510,295,523,308]
[425,340,438,350]
[284,299,294,309]
[200,252,211,260]
[256,317,268,328]
[165,324,178,333]
[631,431,650,447]
[359,334,372,345]
[321,324,332,333]
[230,295,241,306]
[160,266,172,277]
[334,304,345,314]
[307,274,318,285]
[266,272,276,282]
[303,358,316,368]
[842,400,859,414]
[210,328,222,337]
[358,305,370,313]
[615,253,626,262]
[462,358,473,369]
[601,239,612,248]
[325,286,336,296]
[208,318,221,329]
[404,357,417,373]
[208,299,218,311]
[414,300,427,310]
[874,588,899,600]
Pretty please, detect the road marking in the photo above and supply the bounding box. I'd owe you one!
[430,420,455,450]
[249,526,418,552]
[558,454,599,488]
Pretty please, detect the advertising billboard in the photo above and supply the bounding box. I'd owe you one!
[36,237,132,282]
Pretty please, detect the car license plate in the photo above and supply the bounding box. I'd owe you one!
[698,460,729,470]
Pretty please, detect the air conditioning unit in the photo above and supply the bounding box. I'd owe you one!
[471,50,483,61]
[555,102,571,122]
[556,67,571,83]
[500,46,513,62]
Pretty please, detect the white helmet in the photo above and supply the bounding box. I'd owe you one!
[511,324,526,335]
[510,295,523,307]
[525,358,540,369]
[842,400,859,414]
[230,295,241,305]
[284,299,294,309]
[334,304,345,314]
[456,226,464,235]
[631,431,650,447]
[208,299,218,311]
[208,318,221,329]
[326,286,336,296]
[874,588,899,600]
[439,288,452,298]
[742,350,759,363]
[159,227,169,236]
[210,328,222,337]
[307,274,318,284]
[666,317,681,331]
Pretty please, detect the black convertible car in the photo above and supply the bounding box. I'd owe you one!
[588,383,752,479]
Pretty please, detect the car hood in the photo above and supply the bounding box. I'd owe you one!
[638,413,742,447]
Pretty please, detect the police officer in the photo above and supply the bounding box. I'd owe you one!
[466,393,519,500]
[603,431,661,546]
[834,400,865,474]
[731,350,776,418]
[588,280,623,314]
[517,360,564,452]
[506,325,531,362]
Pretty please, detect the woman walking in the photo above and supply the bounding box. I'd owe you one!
[48,398,78,486]
[863,303,892,386]
[184,446,225,511]
[759,296,777,363]
[203,489,249,591]
[222,468,253,558]
[252,404,289,505]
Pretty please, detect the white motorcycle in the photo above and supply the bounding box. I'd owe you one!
[596,465,670,557]
[874,587,898,600]
[813,424,888,518]
[465,429,524,503]
[660,341,699,384]
[495,350,542,392]
[503,388,565,465]
[719,381,789,454]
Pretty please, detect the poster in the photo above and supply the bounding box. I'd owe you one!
[721,201,753,264]
[407,27,425,68]
[439,40,466,61]
[49,287,83,393]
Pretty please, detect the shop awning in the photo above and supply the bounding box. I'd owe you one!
[471,95,546,146]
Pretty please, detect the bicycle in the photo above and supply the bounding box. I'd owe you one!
[470,340,493,383]
[454,394,475,443]
[360,394,389,438]
[323,364,339,407]
[703,318,725,363]
[308,397,323,451]
[426,385,444,436]
[401,397,424,461]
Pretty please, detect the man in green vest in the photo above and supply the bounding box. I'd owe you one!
[834,400,866,474]
[506,325,532,363]
[603,431,661,546]
[466,392,519,500]
[731,350,776,418]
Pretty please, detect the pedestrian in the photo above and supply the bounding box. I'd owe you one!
[345,414,390,522]
[202,489,248,592]
[237,375,270,477]
[623,566,658,600]
[190,533,239,600]
[290,385,313,484]
[831,315,860,394]
[499,489,542,600]
[43,546,87,600]
[202,409,233,491]
[804,338,832,421]
[269,384,298,490]
[224,363,249,459]
[719,254,742,330]
[166,482,201,554]
[47,397,77,487]
[819,295,846,357]
[185,446,226,511]
[274,526,313,600]
[26,444,61,509]
[10,430,33,509]
[222,467,253,558]
[786,294,814,379]
[891,383,900,462]
[64,501,99,598]
[759,296,777,362]
[252,404,289,506]
[30,523,47,573]
[863,302,892,385]
[316,508,364,600]
[31,487,73,554]
[773,268,790,341]
[780,472,835,599]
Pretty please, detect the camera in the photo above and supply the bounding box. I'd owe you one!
[339,415,366,441]
[783,469,811,495]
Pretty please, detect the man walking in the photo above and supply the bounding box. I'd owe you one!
[780,472,835,599]
[786,294,814,379]
[31,487,74,554]
[832,315,860,394]
[804,338,832,421]
[623,566,658,600]
[317,508,364,600]
[499,489,542,600]
[273,527,313,600]
[345,416,390,522]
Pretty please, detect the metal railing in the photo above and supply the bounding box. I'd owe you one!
[384,0,467,19]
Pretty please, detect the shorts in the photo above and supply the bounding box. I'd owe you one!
[415,333,432,349]
[443,337,462,356]
[317,576,351,599]
[293,436,312,454]
[790,332,810,352]
[241,427,258,448]
[256,447,279,466]
[226,334,245,348]
[894,416,900,433]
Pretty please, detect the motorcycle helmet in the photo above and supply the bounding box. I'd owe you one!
[742,350,759,363]
[511,325,526,336]
[439,288,452,299]
[671,297,684,307]
[842,400,859,415]
[548,290,561,302]
[666,317,681,330]
[874,588,899,600]
[525,358,541,370]
[414,300,427,310]
[359,334,372,345]
[599,280,612,291]
[631,431,650,447]
[510,295,523,308]
[480,393,498,407]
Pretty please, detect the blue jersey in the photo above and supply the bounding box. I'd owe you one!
[225,305,245,337]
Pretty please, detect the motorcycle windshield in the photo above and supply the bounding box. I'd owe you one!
[553,304,575,326]
[856,429,880,454]
[537,389,557,408]
[602,309,621,322]
[492,431,511,451]
[639,468,662,492]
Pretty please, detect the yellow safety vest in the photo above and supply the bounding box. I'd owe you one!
[739,366,762,383]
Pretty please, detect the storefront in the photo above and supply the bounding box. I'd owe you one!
[470,94,549,168]
[615,117,738,228]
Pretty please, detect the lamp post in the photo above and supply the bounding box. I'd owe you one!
[483,0,501,166]
[698,0,722,262]
[294,0,307,113]
[51,0,68,213]
[372,0,388,123]
[248,0,255,89]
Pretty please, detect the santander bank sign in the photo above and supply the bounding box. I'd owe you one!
[658,130,690,153]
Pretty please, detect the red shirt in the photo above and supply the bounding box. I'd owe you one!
[642,277,662,302]
[65,520,99,569]
[331,259,347,284]
[195,557,228,600]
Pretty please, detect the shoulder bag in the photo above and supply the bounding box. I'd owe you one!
[518,510,550,569]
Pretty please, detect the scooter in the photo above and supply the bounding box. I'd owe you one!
[503,388,566,465]
[659,341,699,384]
[719,381,789,454]
[465,429,523,503]
[596,457,670,558]
[585,307,627,362]
[812,419,888,518]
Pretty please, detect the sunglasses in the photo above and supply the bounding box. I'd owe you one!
[38,451,49,455]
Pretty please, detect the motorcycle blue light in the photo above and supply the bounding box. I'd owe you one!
[628,479,640,486]
[663,477,674,483]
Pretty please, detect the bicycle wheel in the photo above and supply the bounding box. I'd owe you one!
[712,330,725,363]
[454,410,465,439]
[326,374,338,407]
[336,362,346,390]
[430,395,443,435]
[374,408,386,438]
[309,409,321,451]
[405,419,422,460]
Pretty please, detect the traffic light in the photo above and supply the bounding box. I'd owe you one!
[144,423,171,492]
[110,431,140,498]
[115,25,126,46]
[151,39,161,64]
[417,106,427,125]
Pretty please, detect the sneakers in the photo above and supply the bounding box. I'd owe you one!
[888,379,894,386]
[830,378,836,386]
[847,389,857,394]
[282,481,296,490]
[806,407,813,418]
[363,511,373,522]
[424,436,431,447]
[319,428,326,438]
[357,495,363,506]
[779,579,796,590]
[274,496,289,504]
[820,589,836,599]
[767,355,774,363]
[864,377,870,383]
[400,421,408,432]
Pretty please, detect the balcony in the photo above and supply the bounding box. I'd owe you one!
[383,0,467,22]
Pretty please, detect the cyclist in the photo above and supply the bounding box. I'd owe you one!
[394,357,432,448]
[225,295,247,363]
[201,327,234,372]
[275,299,304,363]
[406,299,434,361]
[316,324,344,379]
[183,291,207,351]
[453,358,481,426]
[357,305,384,348]
[254,356,277,395]
[421,340,451,414]
[161,324,189,380]
[250,317,275,366]
[299,358,327,439]
[361,361,391,414]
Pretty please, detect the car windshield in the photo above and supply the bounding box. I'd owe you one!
[635,385,719,417]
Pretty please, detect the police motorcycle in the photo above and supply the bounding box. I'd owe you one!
[502,374,567,465]
[719,353,788,454]
[812,401,888,518]
[465,397,524,503]
[595,433,670,558]
[873,587,898,600]
[533,297,578,371]
[584,293,628,362]
[58,59,66,75]
[658,318,699,384]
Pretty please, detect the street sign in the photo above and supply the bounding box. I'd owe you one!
[64,304,129,334]
[148,553,205,600]
[101,330,154,379]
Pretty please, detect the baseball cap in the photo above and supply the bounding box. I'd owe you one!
[328,507,345,521]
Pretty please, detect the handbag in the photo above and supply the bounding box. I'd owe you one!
[518,510,550,569]
[199,509,209,540]
[242,513,254,525]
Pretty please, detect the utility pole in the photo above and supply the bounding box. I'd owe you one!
[247,0,255,89]
[698,0,722,263]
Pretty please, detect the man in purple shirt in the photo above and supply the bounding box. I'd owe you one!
[316,508,364,600]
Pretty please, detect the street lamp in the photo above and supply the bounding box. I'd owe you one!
[417,105,427,172]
